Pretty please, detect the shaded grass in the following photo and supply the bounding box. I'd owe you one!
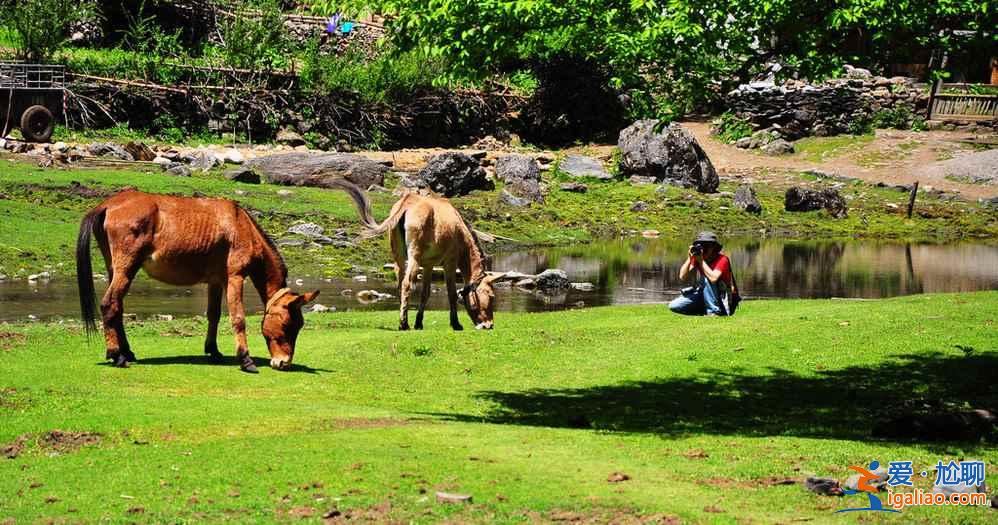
[794,134,875,163]
[0,293,996,523]
[1,157,996,279]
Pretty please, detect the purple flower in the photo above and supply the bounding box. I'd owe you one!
[326,14,341,34]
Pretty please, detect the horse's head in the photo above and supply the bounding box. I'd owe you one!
[460,272,513,330]
[261,289,319,370]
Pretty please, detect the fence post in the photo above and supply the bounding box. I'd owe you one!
[907,181,919,219]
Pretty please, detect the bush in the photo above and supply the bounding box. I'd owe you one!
[871,105,924,131]
[217,0,291,70]
[300,43,445,104]
[0,0,93,62]
[711,111,753,143]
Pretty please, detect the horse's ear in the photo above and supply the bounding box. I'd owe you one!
[296,290,320,305]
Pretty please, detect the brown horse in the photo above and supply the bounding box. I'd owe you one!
[76,190,318,372]
[330,179,512,330]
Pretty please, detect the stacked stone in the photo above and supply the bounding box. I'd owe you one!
[726,67,931,140]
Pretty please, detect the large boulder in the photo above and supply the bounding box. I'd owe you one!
[495,154,540,183]
[558,155,612,180]
[534,269,570,290]
[784,187,848,218]
[417,152,493,197]
[617,121,719,193]
[762,138,795,156]
[734,184,762,214]
[123,141,155,162]
[88,142,133,161]
[247,152,388,189]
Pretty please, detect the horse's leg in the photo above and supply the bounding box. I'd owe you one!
[101,263,139,368]
[445,267,462,331]
[398,249,421,331]
[414,270,432,330]
[225,275,257,373]
[204,284,224,361]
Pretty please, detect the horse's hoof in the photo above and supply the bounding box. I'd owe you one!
[399,323,410,331]
[414,323,423,330]
[451,324,464,331]
[113,353,130,368]
[122,348,137,362]
[239,354,258,373]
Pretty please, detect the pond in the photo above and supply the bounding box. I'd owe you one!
[1,238,997,322]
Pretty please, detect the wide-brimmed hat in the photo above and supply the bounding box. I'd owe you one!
[693,231,721,248]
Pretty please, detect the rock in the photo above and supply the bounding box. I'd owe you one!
[223,166,260,184]
[607,472,631,483]
[123,141,155,162]
[247,152,389,189]
[844,64,872,78]
[733,136,753,149]
[843,467,888,492]
[276,127,306,147]
[915,149,998,186]
[356,290,392,303]
[747,130,777,149]
[499,189,531,207]
[534,269,570,290]
[435,492,472,504]
[152,156,171,166]
[276,238,306,247]
[416,152,493,197]
[156,314,174,321]
[308,304,334,313]
[617,120,719,193]
[163,162,192,177]
[805,477,843,496]
[52,141,68,153]
[981,197,998,209]
[187,151,220,172]
[495,154,540,183]
[503,179,544,204]
[933,482,987,502]
[570,282,595,291]
[221,148,244,164]
[872,409,996,441]
[628,175,657,185]
[276,189,294,197]
[559,182,588,193]
[88,142,133,161]
[27,271,50,281]
[287,223,325,238]
[762,139,795,156]
[558,155,612,180]
[641,230,660,238]
[734,184,762,214]
[353,275,368,282]
[784,187,848,218]
[630,201,649,212]
[514,278,536,289]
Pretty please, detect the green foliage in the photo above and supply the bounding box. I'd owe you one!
[0,0,93,62]
[217,0,291,70]
[871,105,925,131]
[711,111,753,143]
[299,42,445,104]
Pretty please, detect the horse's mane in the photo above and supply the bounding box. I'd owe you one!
[241,206,288,279]
[463,218,490,267]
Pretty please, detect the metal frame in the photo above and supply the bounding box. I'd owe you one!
[0,63,66,90]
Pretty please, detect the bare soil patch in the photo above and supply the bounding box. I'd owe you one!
[318,417,415,430]
[520,508,681,524]
[0,332,26,350]
[1,434,29,459]
[39,430,102,454]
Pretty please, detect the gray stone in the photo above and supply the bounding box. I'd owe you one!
[559,182,588,193]
[247,152,388,189]
[617,121,719,193]
[534,269,570,290]
[785,187,847,218]
[287,223,325,237]
[805,477,843,496]
[495,154,540,183]
[276,238,306,247]
[762,139,795,156]
[187,151,220,172]
[223,166,261,184]
[981,197,998,209]
[499,189,531,207]
[628,175,657,185]
[276,127,306,146]
[630,201,649,212]
[733,136,753,149]
[559,155,611,180]
[88,142,133,161]
[163,162,192,177]
[435,492,472,504]
[308,303,334,313]
[734,184,762,214]
[570,282,595,292]
[416,152,493,197]
[747,130,776,149]
[933,481,987,502]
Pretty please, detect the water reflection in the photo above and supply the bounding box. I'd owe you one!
[1,239,996,321]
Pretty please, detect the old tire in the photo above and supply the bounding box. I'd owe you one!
[20,105,55,143]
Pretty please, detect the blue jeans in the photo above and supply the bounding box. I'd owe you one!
[669,278,726,316]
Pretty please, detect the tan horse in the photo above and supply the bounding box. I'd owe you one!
[330,179,510,330]
[76,190,318,372]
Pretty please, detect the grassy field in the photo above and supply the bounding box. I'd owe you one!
[1,157,996,279]
[1,292,997,523]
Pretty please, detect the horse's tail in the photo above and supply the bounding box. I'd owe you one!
[327,177,404,240]
[76,206,106,337]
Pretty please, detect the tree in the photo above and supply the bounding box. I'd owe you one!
[0,0,94,62]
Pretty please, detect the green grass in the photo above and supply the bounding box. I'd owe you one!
[1,158,996,278]
[794,134,875,163]
[1,293,997,523]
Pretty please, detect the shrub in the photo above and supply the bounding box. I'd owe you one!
[217,0,291,70]
[0,0,94,62]
[711,111,753,143]
[300,42,444,104]
[871,105,924,131]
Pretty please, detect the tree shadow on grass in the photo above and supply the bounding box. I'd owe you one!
[98,355,331,374]
[430,351,998,443]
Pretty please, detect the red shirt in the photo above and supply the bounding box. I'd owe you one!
[690,253,732,287]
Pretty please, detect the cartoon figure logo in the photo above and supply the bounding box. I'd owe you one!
[835,460,901,514]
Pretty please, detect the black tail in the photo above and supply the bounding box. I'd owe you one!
[76,208,106,337]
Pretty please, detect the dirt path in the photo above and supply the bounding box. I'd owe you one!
[682,122,998,200]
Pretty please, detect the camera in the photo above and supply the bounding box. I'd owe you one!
[690,243,703,256]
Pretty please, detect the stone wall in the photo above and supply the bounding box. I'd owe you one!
[725,68,932,140]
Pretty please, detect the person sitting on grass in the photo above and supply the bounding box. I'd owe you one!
[668,231,738,316]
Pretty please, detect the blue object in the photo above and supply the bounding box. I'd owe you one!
[341,21,354,34]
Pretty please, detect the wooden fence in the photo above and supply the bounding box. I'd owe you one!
[929,84,998,121]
